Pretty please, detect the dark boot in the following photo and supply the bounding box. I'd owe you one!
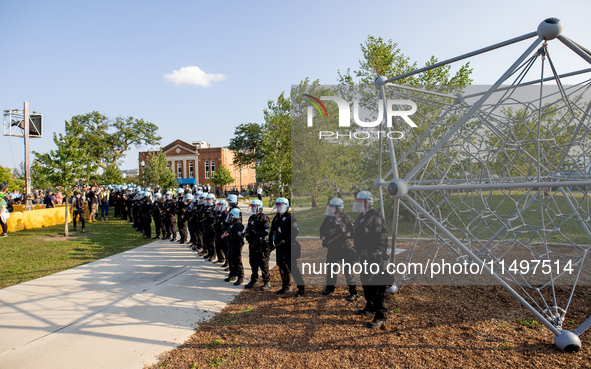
[276,286,291,295]
[296,286,305,297]
[233,278,243,286]
[261,282,272,291]
[367,317,387,329]
[244,280,258,289]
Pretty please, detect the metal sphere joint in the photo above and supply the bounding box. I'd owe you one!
[387,179,408,198]
[537,18,563,40]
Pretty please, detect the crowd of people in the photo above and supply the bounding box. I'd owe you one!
[105,184,390,328]
[0,181,392,329]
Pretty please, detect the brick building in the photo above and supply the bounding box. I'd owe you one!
[138,139,256,190]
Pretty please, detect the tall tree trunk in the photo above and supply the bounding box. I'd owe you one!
[64,194,69,237]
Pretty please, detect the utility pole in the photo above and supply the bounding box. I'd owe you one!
[23,102,32,210]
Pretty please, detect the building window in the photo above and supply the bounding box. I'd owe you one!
[205,161,210,179]
[189,162,194,178]
[210,160,215,176]
[177,162,182,178]
[167,161,171,169]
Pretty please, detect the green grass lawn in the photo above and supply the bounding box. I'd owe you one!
[293,190,591,244]
[0,212,156,289]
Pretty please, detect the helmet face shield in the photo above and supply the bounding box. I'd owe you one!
[352,199,366,213]
[273,202,288,214]
[246,204,260,215]
[325,204,338,217]
[214,203,225,212]
[204,198,214,206]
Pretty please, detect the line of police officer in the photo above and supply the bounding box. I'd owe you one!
[108,186,390,329]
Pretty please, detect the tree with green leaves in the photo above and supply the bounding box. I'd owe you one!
[338,35,473,210]
[260,92,291,185]
[66,111,161,171]
[30,159,53,190]
[140,150,177,190]
[102,164,124,185]
[33,129,97,237]
[0,163,25,192]
[338,35,472,87]
[291,79,366,207]
[210,164,234,188]
[228,123,263,172]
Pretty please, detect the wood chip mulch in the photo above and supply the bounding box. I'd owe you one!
[146,267,591,369]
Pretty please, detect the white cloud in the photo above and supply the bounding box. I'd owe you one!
[162,66,226,87]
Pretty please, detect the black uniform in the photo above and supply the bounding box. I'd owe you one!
[133,197,141,230]
[141,197,153,238]
[245,211,271,285]
[213,207,227,263]
[225,218,245,280]
[353,208,391,320]
[222,203,242,264]
[72,195,86,231]
[270,212,305,292]
[152,198,165,238]
[201,204,216,259]
[195,201,205,251]
[164,197,177,240]
[187,200,198,247]
[176,196,189,243]
[319,212,357,296]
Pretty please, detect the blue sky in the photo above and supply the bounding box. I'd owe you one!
[1,0,591,171]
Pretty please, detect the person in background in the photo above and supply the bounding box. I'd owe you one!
[100,187,110,221]
[0,182,9,238]
[44,189,55,208]
[86,186,96,222]
[55,191,63,204]
[71,190,86,233]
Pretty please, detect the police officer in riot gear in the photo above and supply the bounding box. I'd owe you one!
[222,208,245,286]
[226,194,242,222]
[319,197,358,300]
[201,193,217,261]
[176,188,189,244]
[244,199,272,291]
[152,192,165,239]
[221,194,242,266]
[352,191,392,329]
[213,199,228,265]
[196,192,207,256]
[164,191,177,241]
[142,191,153,239]
[270,197,305,297]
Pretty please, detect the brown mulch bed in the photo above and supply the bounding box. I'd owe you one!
[147,267,591,369]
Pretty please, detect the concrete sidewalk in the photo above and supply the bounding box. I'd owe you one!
[0,238,275,369]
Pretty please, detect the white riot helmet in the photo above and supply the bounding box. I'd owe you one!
[214,199,228,212]
[325,197,345,216]
[352,191,374,213]
[272,197,289,214]
[247,199,263,215]
[204,193,216,206]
